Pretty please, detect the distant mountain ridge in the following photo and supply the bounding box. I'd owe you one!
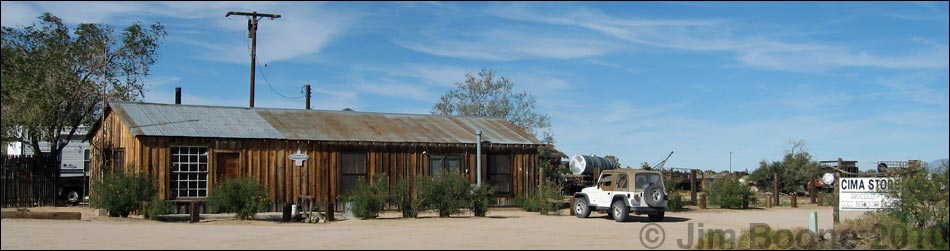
[930,159,949,172]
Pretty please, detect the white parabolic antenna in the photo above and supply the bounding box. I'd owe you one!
[569,155,587,175]
[822,173,836,186]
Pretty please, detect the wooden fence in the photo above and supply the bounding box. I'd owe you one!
[1,155,58,208]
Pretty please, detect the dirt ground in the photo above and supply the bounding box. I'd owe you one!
[2,205,865,250]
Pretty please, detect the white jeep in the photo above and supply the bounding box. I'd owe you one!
[573,169,668,222]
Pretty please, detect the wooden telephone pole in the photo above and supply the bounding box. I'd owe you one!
[226,11,281,108]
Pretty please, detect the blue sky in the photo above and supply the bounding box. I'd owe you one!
[3,1,948,171]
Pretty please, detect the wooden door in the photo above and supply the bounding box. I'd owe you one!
[216,153,240,182]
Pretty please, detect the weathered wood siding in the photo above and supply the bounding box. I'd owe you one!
[91,111,542,210]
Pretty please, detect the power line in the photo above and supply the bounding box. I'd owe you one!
[256,59,304,100]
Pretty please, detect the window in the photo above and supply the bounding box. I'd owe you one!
[429,154,463,176]
[488,155,512,195]
[616,173,629,190]
[83,149,90,173]
[635,173,662,190]
[104,148,125,170]
[170,146,208,198]
[340,153,367,196]
[599,174,614,188]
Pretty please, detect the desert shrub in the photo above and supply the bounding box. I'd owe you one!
[885,164,949,230]
[391,178,422,218]
[342,174,390,220]
[881,163,949,247]
[417,173,470,217]
[206,178,269,220]
[668,190,685,212]
[835,212,949,250]
[144,197,172,220]
[91,172,158,217]
[470,184,495,217]
[707,177,755,209]
[516,182,563,215]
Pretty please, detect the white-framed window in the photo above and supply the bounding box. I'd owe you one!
[170,146,208,198]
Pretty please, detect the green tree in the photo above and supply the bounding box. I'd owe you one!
[885,162,949,230]
[749,140,820,195]
[604,155,621,169]
[431,68,553,143]
[1,13,165,160]
[641,162,652,170]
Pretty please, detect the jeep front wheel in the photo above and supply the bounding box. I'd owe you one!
[573,197,591,218]
[611,200,628,222]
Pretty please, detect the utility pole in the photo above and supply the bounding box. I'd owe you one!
[729,152,732,173]
[226,11,281,108]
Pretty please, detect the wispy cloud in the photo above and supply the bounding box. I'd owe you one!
[395,29,618,61]
[0,1,41,27]
[10,2,363,65]
[357,64,473,87]
[878,72,950,106]
[489,3,949,72]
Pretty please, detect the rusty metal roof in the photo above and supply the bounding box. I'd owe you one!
[110,102,542,145]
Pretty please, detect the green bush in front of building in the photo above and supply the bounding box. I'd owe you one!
[515,182,563,215]
[417,173,471,217]
[469,183,495,217]
[91,171,158,217]
[206,177,269,220]
[342,174,390,219]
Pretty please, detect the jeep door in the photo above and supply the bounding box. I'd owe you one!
[593,173,614,206]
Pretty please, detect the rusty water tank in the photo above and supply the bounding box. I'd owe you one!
[569,155,617,175]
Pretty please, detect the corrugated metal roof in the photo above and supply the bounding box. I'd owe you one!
[110,102,542,145]
[113,102,284,139]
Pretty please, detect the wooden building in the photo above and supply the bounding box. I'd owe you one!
[89,101,557,210]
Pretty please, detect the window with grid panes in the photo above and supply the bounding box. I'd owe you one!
[170,146,209,198]
[429,154,463,176]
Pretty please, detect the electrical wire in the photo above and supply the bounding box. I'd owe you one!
[242,21,304,100]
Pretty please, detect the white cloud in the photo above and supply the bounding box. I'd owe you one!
[358,64,473,87]
[1,1,41,27]
[395,29,617,61]
[878,72,950,106]
[354,81,434,101]
[15,2,362,65]
[489,4,950,71]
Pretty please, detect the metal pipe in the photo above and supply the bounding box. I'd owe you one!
[305,84,311,110]
[175,87,181,104]
[476,130,482,187]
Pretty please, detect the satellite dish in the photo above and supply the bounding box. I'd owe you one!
[877,162,889,173]
[821,173,835,186]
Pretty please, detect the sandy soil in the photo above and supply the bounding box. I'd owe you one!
[2,206,865,250]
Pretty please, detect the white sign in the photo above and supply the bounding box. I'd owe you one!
[288,149,309,167]
[839,177,898,211]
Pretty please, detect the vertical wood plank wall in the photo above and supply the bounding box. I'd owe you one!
[91,112,543,210]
